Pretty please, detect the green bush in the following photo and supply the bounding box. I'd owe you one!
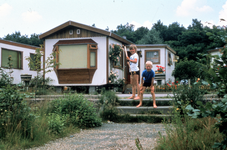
[47,113,69,134]
[0,68,12,88]
[48,94,102,128]
[99,90,119,121]
[171,83,205,116]
[0,85,35,139]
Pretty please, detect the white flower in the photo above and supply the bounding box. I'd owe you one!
[109,80,111,83]
[109,55,111,57]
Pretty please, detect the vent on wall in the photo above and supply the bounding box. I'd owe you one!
[69,30,73,35]
[77,29,80,34]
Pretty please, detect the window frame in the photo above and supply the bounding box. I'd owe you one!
[145,50,160,64]
[1,48,23,69]
[54,43,97,70]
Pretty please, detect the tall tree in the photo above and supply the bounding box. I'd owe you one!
[152,20,168,41]
[134,27,149,44]
[137,29,163,44]
[112,23,135,43]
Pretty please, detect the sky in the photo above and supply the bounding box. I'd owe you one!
[0,0,227,38]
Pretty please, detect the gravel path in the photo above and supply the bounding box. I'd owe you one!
[28,123,165,150]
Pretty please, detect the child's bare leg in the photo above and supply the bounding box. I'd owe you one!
[151,86,157,108]
[127,75,135,99]
[134,75,140,100]
[137,86,146,107]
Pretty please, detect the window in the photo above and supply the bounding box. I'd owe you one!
[30,53,41,70]
[2,48,22,69]
[168,52,173,66]
[59,45,88,68]
[90,51,96,68]
[145,50,160,64]
[113,51,123,69]
[54,39,98,69]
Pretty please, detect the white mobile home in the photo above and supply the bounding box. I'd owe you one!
[0,39,39,84]
[39,21,177,92]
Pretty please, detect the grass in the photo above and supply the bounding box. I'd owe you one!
[154,114,223,150]
[0,100,80,150]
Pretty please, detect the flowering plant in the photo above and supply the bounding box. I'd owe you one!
[156,65,165,72]
[108,71,125,92]
[109,44,123,67]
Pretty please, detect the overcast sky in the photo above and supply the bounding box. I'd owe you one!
[0,0,227,38]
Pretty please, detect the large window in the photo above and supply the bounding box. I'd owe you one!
[59,45,88,69]
[145,50,160,64]
[2,48,22,69]
[55,40,97,69]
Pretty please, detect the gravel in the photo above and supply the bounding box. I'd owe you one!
[27,123,166,150]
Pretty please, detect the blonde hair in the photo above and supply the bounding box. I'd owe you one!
[146,61,153,67]
[129,44,137,52]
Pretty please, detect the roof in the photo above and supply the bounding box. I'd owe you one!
[54,39,97,46]
[134,44,176,54]
[0,39,39,50]
[39,20,133,45]
[207,47,222,53]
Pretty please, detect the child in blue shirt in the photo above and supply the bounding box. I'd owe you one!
[137,61,157,108]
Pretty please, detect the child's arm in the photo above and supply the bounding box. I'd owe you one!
[126,57,137,63]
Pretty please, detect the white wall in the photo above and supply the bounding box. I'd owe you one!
[0,43,38,84]
[45,37,108,86]
[165,50,175,83]
[108,38,124,80]
[138,47,175,85]
[139,47,165,84]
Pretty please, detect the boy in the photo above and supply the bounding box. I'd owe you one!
[126,44,140,100]
[137,61,157,108]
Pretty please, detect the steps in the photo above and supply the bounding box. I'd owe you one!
[116,96,173,120]
[25,94,220,123]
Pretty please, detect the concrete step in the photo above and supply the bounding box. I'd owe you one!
[116,106,173,114]
[118,98,172,106]
[128,114,172,117]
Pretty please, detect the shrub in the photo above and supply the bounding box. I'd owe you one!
[47,113,69,134]
[0,68,12,88]
[29,76,53,95]
[99,90,119,121]
[0,85,35,139]
[170,82,205,116]
[48,94,102,128]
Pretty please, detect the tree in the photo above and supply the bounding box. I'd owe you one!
[3,31,43,47]
[172,58,199,81]
[165,22,186,41]
[134,27,149,44]
[26,45,60,97]
[152,20,168,41]
[137,29,163,44]
[111,23,135,43]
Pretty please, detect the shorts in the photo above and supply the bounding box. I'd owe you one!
[130,71,139,75]
[143,82,151,87]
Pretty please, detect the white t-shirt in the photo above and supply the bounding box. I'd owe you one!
[129,53,139,72]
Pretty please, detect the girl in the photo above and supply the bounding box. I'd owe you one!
[126,44,140,100]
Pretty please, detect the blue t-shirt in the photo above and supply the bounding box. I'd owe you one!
[142,69,155,83]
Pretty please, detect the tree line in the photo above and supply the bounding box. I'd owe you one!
[1,19,226,61]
